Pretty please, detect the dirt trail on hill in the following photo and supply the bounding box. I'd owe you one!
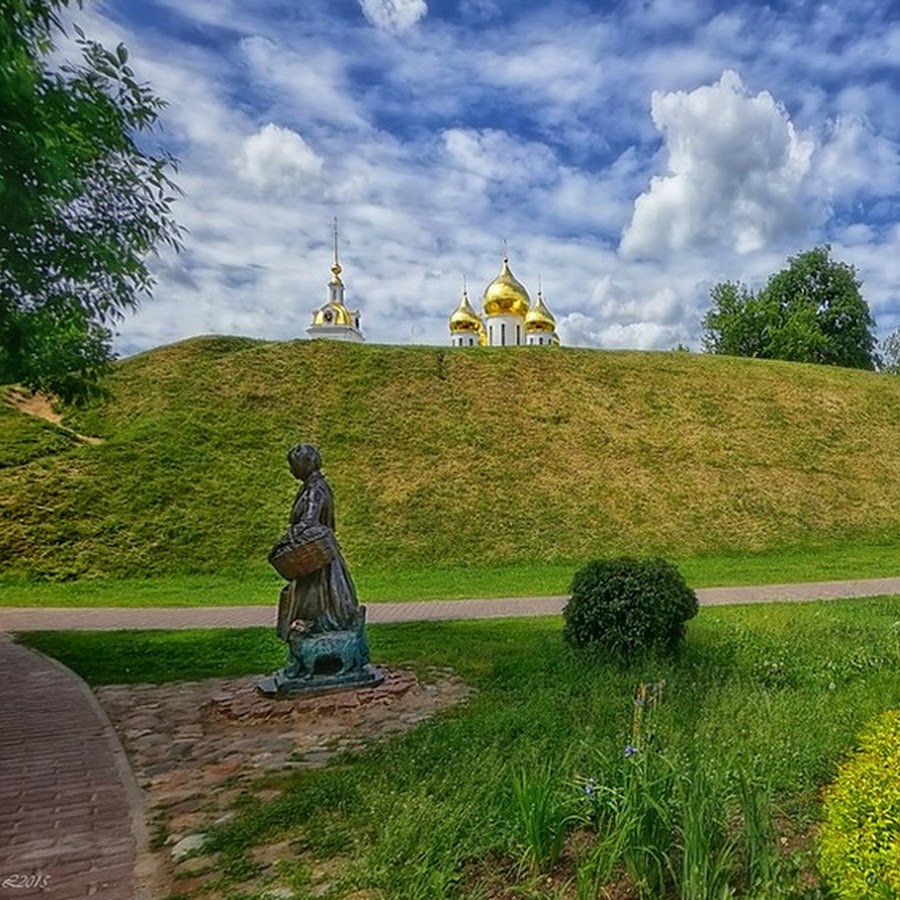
[5,387,105,445]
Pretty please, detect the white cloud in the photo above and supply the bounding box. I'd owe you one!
[90,1,899,357]
[236,124,323,192]
[359,0,427,33]
[816,116,899,202]
[620,70,816,258]
[441,128,558,189]
[239,36,368,131]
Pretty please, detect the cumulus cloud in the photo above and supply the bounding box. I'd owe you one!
[817,115,899,202]
[236,124,323,192]
[359,0,427,33]
[620,70,815,258]
[442,128,558,189]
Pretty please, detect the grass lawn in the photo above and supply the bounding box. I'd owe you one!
[1,537,898,608]
[18,594,900,898]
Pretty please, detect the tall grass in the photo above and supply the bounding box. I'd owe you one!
[4,338,900,580]
[512,764,574,874]
[21,595,900,897]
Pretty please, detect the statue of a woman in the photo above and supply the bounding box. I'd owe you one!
[275,443,359,641]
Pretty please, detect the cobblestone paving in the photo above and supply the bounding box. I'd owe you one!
[95,667,470,897]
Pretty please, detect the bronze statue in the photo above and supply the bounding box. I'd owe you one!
[258,444,382,696]
[276,443,359,637]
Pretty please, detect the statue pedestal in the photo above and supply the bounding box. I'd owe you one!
[257,664,384,698]
[257,605,383,698]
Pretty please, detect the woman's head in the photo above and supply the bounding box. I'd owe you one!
[287,443,321,479]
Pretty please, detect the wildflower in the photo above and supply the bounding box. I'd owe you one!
[583,778,596,798]
[624,744,637,758]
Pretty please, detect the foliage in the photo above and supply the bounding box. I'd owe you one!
[0,0,182,403]
[511,764,574,875]
[819,709,900,899]
[563,557,698,658]
[4,340,900,581]
[881,328,900,375]
[702,246,880,370]
[20,596,900,897]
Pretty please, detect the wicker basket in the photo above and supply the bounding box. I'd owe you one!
[268,523,338,579]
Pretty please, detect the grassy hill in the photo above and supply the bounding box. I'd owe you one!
[3,336,900,583]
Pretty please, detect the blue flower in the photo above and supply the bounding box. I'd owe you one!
[624,744,637,758]
[583,778,596,797]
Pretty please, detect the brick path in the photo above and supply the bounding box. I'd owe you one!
[1,575,899,899]
[0,635,158,900]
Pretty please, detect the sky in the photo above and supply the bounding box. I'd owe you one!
[66,0,900,355]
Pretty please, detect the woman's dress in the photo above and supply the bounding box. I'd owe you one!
[275,471,359,639]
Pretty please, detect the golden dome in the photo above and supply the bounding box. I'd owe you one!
[478,318,488,346]
[449,289,482,333]
[482,256,530,318]
[313,303,354,327]
[525,290,556,332]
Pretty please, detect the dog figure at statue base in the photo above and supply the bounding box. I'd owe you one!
[284,606,371,680]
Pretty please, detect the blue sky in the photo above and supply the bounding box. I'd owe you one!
[68,0,900,353]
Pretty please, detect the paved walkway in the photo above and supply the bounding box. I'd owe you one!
[1,575,899,899]
[2,576,900,633]
[0,635,158,900]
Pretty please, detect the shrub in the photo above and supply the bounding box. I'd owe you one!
[562,557,698,658]
[819,710,900,899]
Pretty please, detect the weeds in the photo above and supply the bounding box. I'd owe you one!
[512,764,574,875]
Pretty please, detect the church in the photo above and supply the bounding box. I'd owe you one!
[306,223,365,342]
[307,223,560,347]
[448,254,559,347]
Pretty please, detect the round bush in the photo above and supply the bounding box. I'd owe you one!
[562,557,698,658]
[819,710,900,899]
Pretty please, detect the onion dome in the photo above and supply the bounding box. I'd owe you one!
[313,303,354,326]
[482,255,530,317]
[525,289,557,333]
[478,318,488,347]
[449,289,483,334]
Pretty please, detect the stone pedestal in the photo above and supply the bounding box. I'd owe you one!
[256,665,384,698]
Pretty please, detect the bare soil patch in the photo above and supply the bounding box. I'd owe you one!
[6,387,105,444]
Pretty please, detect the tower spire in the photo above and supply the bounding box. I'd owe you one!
[330,217,343,284]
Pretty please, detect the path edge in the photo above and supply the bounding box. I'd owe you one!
[15,636,165,900]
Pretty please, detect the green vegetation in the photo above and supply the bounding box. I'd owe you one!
[702,245,879,370]
[563,557,698,657]
[3,337,900,589]
[819,709,900,898]
[882,328,900,375]
[1,0,182,403]
[1,538,898,607]
[18,595,900,897]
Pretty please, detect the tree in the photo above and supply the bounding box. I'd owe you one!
[701,246,880,371]
[0,0,182,403]
[881,329,900,375]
